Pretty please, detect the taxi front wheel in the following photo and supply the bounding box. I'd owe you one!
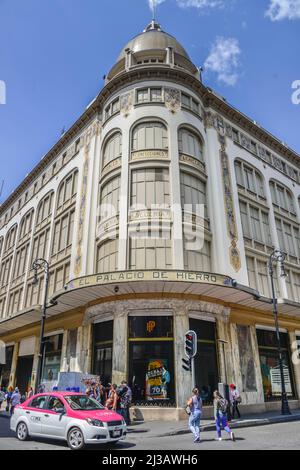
[67,427,85,450]
[16,422,29,441]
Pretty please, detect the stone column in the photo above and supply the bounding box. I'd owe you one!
[9,342,19,389]
[78,324,93,374]
[30,337,39,391]
[111,307,128,385]
[289,331,300,401]
[174,306,193,408]
[60,330,69,373]
[250,326,265,405]
[216,313,234,386]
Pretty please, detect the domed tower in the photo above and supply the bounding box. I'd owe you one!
[106,20,200,82]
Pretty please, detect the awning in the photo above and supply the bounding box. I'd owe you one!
[0,270,299,336]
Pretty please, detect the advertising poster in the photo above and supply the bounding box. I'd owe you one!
[145,359,171,401]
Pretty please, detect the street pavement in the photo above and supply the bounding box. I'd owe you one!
[0,412,300,450]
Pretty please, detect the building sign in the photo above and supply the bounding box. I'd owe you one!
[145,359,171,401]
[66,270,232,291]
[270,365,292,396]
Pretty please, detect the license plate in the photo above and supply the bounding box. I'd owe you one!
[112,428,122,438]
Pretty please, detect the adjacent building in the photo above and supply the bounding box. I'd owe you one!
[1,21,300,420]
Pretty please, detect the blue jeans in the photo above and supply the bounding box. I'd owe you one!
[216,413,231,438]
[189,410,201,440]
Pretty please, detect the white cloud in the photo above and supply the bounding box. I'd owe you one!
[176,0,225,8]
[266,0,300,21]
[148,0,226,11]
[148,0,167,9]
[204,37,241,86]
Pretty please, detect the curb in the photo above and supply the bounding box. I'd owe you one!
[154,414,300,438]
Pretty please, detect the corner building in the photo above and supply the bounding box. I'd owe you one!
[1,21,300,420]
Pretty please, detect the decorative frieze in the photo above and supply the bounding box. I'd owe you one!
[206,110,299,184]
[179,153,206,173]
[101,157,122,177]
[120,91,134,117]
[164,87,181,113]
[131,149,169,161]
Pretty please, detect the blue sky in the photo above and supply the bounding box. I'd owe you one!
[0,0,299,202]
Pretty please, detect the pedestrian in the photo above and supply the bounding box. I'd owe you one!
[187,387,202,443]
[96,380,107,406]
[10,387,21,416]
[230,384,241,419]
[117,380,132,425]
[5,386,13,413]
[105,383,118,410]
[26,386,34,400]
[213,390,235,442]
[0,387,5,409]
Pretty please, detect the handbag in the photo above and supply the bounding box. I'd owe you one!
[5,405,9,412]
[185,404,191,415]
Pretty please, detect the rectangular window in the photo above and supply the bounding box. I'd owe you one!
[150,88,162,102]
[137,88,149,103]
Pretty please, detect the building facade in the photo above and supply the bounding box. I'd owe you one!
[1,21,300,420]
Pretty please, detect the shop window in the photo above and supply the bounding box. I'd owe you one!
[128,316,175,407]
[189,319,219,405]
[0,345,14,388]
[93,321,113,385]
[257,329,296,401]
[41,334,63,384]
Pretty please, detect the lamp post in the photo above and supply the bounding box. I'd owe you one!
[268,249,291,416]
[32,258,50,394]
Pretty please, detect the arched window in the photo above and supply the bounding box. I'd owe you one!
[235,160,265,198]
[57,169,78,209]
[103,132,122,168]
[4,224,17,253]
[270,180,296,215]
[19,209,34,240]
[36,192,54,225]
[132,122,168,151]
[178,128,203,161]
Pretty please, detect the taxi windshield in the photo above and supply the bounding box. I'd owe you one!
[65,395,104,411]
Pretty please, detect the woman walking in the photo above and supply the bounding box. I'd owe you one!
[213,390,235,442]
[187,387,202,443]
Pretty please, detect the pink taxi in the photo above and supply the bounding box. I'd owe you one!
[10,392,127,450]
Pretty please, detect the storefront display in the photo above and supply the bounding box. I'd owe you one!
[257,329,296,400]
[41,334,63,385]
[128,316,175,406]
[0,345,14,388]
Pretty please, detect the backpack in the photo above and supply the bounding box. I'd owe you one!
[219,398,228,414]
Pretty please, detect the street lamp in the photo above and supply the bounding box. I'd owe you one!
[32,258,50,394]
[268,249,291,416]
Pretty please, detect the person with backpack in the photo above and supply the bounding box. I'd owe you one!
[213,390,235,442]
[230,384,241,419]
[187,387,203,443]
[117,380,132,425]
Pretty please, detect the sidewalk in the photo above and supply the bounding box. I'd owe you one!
[127,410,300,438]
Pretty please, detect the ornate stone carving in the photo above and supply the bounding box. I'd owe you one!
[164,87,181,113]
[219,133,241,272]
[120,91,134,117]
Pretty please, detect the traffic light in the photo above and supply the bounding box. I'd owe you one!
[184,330,197,359]
[182,357,191,372]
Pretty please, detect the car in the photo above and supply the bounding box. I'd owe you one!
[10,392,127,450]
